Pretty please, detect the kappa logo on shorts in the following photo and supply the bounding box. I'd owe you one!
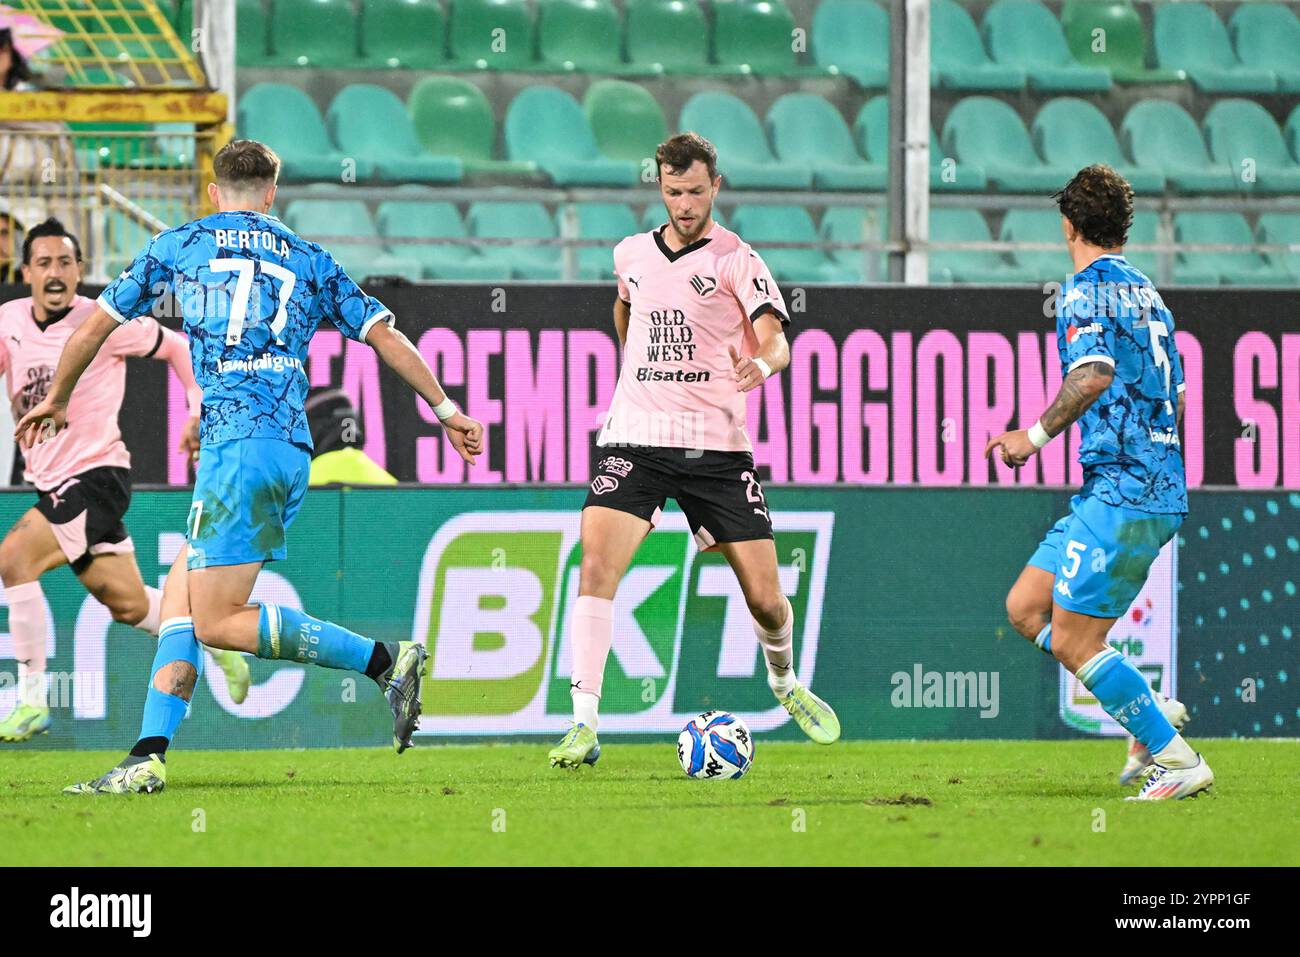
[1056,579,1074,599]
[597,456,634,478]
[590,475,619,495]
[689,274,717,297]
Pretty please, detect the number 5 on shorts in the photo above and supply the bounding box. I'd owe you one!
[1062,539,1085,579]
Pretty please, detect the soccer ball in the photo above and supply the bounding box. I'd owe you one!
[677,711,754,780]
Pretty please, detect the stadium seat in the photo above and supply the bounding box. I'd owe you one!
[1255,213,1300,281]
[106,197,192,276]
[767,94,883,191]
[1175,212,1291,286]
[407,76,538,177]
[1031,98,1165,194]
[235,0,269,67]
[713,0,820,77]
[819,205,887,281]
[1153,2,1276,93]
[238,83,370,182]
[855,96,986,192]
[624,0,712,75]
[999,209,1074,282]
[268,0,362,67]
[447,0,536,70]
[466,202,562,279]
[281,198,422,282]
[504,87,639,186]
[584,79,668,167]
[731,206,858,283]
[1120,100,1238,195]
[359,0,445,69]
[1203,100,1300,195]
[982,0,1110,92]
[328,85,463,183]
[811,0,889,88]
[1288,105,1300,162]
[1124,211,1219,287]
[375,194,499,280]
[571,203,640,280]
[1229,4,1300,94]
[941,97,1074,193]
[1060,1,1184,84]
[931,0,1025,90]
[537,0,645,74]
[679,92,813,189]
[929,207,1027,283]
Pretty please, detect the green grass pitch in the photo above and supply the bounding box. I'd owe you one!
[1,740,1295,866]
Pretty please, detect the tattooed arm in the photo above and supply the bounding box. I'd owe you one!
[984,361,1114,467]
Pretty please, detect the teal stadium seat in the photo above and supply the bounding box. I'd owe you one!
[359,0,445,69]
[856,96,986,192]
[268,0,361,67]
[235,0,269,67]
[767,93,883,191]
[328,84,463,183]
[730,206,858,283]
[712,0,819,77]
[624,0,712,75]
[584,79,669,167]
[537,0,642,73]
[942,96,1075,192]
[447,0,535,69]
[1153,2,1276,93]
[1202,100,1300,195]
[982,0,1110,92]
[811,0,889,88]
[1060,1,1184,84]
[1255,214,1300,281]
[505,87,639,186]
[931,0,1024,90]
[1289,105,1300,162]
[376,194,499,280]
[1120,100,1238,194]
[679,92,812,189]
[1175,212,1291,286]
[1124,211,1219,287]
[407,76,538,177]
[1229,4,1300,94]
[1031,98,1165,193]
[819,206,887,281]
[929,207,1027,283]
[572,203,640,280]
[238,83,370,182]
[999,209,1074,282]
[281,199,422,282]
[467,202,562,279]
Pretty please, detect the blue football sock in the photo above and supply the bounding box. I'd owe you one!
[1033,624,1053,656]
[1077,647,1177,753]
[257,604,375,673]
[136,616,205,749]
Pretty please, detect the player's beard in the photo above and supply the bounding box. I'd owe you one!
[669,206,711,245]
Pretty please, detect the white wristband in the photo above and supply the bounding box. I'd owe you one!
[1027,421,1052,449]
[432,397,458,422]
[752,357,773,380]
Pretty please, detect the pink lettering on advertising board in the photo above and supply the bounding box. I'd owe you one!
[1175,331,1203,488]
[340,340,386,468]
[505,328,566,482]
[967,332,1016,486]
[1234,332,1278,487]
[749,375,789,482]
[790,329,839,483]
[567,330,616,483]
[1283,333,1300,488]
[840,328,889,483]
[467,329,504,483]
[916,330,964,485]
[892,331,913,484]
[416,328,465,483]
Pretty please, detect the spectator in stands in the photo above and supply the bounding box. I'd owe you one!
[0,27,35,91]
[304,386,396,486]
[0,211,20,283]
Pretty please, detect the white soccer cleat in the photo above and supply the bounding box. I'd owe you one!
[1119,692,1189,786]
[1126,755,1214,801]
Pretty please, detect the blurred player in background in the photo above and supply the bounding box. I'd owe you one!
[987,164,1211,801]
[0,217,249,742]
[17,140,483,792]
[548,133,840,769]
[304,385,396,487]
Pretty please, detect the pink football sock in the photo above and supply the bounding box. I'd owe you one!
[7,581,48,709]
[570,595,613,727]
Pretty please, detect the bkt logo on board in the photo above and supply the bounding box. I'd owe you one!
[409,511,834,735]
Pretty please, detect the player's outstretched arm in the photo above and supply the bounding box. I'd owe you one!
[13,306,119,448]
[984,360,1114,467]
[365,321,484,465]
[729,312,790,392]
[151,326,204,458]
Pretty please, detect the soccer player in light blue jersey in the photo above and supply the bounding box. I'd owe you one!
[987,165,1213,801]
[16,140,483,794]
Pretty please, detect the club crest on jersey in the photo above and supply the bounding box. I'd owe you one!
[590,475,619,495]
[597,456,634,478]
[689,274,717,297]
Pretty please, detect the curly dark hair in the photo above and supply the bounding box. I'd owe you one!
[1054,164,1134,249]
[655,132,718,180]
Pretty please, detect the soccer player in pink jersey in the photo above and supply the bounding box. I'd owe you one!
[548,133,841,768]
[0,218,250,742]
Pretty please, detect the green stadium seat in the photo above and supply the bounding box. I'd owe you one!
[1125,211,1218,287]
[447,0,535,70]
[931,0,1025,90]
[1120,100,1237,195]
[819,205,887,281]
[537,0,646,74]
[713,0,823,77]
[1255,213,1300,281]
[327,84,463,183]
[376,195,499,280]
[1203,100,1300,195]
[982,0,1110,92]
[999,209,1074,282]
[584,79,668,167]
[1229,4,1300,94]
[236,0,269,66]
[572,203,640,280]
[1153,2,1276,93]
[1175,212,1291,286]
[1031,98,1165,193]
[767,94,883,191]
[359,0,445,69]
[942,97,1074,193]
[1060,1,1184,84]
[679,92,813,189]
[731,206,859,283]
[929,207,1026,283]
[624,0,712,75]
[466,202,562,279]
[281,199,422,282]
[407,76,538,177]
[855,96,986,192]
[238,83,370,182]
[268,0,361,67]
[505,87,639,186]
[811,0,889,88]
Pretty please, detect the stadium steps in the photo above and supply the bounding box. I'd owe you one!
[767,92,884,192]
[327,84,464,183]
[981,0,1111,93]
[1202,100,1300,195]
[1153,2,1277,94]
